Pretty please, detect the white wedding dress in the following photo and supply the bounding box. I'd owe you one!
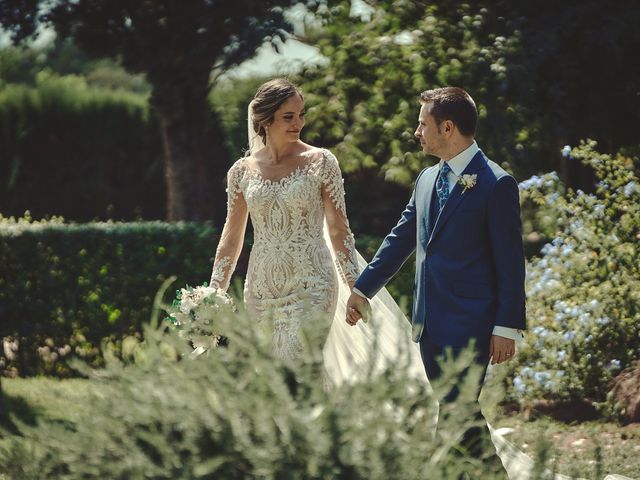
[208,146,613,480]
[209,145,423,372]
[210,148,362,360]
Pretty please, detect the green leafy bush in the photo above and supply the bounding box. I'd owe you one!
[508,142,640,406]
[297,2,533,184]
[0,300,521,480]
[0,215,224,376]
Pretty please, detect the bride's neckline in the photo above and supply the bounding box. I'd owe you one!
[243,148,326,185]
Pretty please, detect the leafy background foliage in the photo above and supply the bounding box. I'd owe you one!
[0,71,164,220]
[298,0,640,188]
[507,142,640,406]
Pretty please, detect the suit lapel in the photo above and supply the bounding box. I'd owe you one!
[428,151,487,246]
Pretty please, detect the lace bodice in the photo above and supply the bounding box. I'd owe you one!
[210,149,358,298]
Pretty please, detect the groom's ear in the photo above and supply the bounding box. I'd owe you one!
[443,120,454,135]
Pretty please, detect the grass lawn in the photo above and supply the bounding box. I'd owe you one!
[491,413,640,479]
[1,378,639,479]
[2,377,95,422]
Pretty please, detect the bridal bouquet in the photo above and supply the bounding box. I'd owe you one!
[166,283,235,354]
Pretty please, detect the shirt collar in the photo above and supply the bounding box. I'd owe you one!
[440,141,479,177]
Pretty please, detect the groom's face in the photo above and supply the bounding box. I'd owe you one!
[415,103,446,157]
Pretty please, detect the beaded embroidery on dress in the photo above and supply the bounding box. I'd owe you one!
[210,149,358,359]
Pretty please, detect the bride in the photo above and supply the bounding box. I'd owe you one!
[209,78,569,480]
[209,78,420,379]
[210,78,356,358]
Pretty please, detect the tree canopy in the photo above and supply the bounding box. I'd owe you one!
[298,0,640,186]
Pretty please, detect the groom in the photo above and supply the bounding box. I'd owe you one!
[346,87,526,473]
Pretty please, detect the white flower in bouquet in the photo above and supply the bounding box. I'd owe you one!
[167,283,235,354]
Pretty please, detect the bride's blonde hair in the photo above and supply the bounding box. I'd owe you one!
[251,78,303,147]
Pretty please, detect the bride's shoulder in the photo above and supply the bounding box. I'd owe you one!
[318,148,340,172]
[301,147,339,180]
[232,155,252,169]
[300,145,337,165]
[228,156,250,179]
[241,146,270,170]
[320,147,337,162]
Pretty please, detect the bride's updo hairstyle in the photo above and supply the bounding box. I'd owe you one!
[251,78,303,146]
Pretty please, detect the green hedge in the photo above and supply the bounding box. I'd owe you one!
[0,72,164,221]
[0,213,534,380]
[0,217,225,376]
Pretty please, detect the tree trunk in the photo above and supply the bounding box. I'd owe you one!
[0,376,5,419]
[151,75,222,221]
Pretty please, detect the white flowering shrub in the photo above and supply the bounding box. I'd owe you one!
[508,141,640,407]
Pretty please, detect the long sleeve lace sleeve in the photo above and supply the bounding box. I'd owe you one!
[210,160,249,292]
[320,150,359,288]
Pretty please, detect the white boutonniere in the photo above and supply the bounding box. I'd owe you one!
[458,174,478,194]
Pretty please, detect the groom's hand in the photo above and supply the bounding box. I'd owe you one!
[346,292,369,326]
[489,335,516,365]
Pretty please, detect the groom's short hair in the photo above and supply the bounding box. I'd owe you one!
[419,87,477,137]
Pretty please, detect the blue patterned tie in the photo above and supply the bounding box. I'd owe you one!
[436,162,452,212]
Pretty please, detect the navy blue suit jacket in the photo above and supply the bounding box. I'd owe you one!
[354,150,526,346]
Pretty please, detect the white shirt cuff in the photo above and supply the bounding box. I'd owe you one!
[352,287,369,300]
[492,326,523,341]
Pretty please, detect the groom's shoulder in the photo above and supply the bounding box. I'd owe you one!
[417,165,437,181]
[481,155,515,184]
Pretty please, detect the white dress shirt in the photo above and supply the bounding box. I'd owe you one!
[353,141,522,341]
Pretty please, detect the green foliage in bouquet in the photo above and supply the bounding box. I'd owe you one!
[0,216,221,376]
[0,289,535,479]
[508,142,640,407]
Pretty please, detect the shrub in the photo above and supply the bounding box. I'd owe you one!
[0,297,521,480]
[507,141,640,407]
[0,215,225,377]
[0,71,164,221]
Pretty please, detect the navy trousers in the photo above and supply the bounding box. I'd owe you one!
[419,335,506,477]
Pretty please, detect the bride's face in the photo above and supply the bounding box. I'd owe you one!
[268,94,305,143]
